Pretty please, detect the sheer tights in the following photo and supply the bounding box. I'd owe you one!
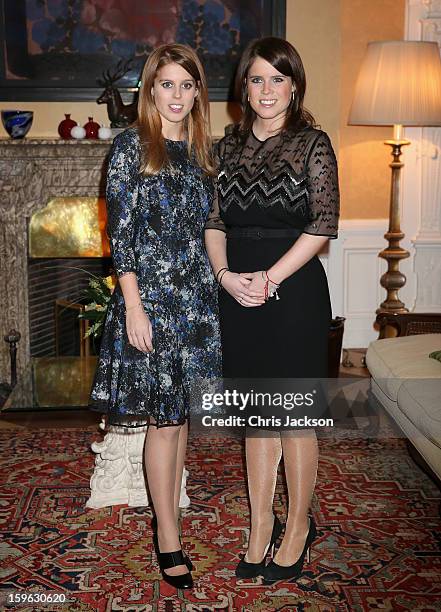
[144,420,188,577]
[245,429,318,566]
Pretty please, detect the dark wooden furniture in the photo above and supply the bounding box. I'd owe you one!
[377,311,441,338]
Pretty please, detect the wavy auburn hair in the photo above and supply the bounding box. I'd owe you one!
[135,44,213,175]
[234,37,316,136]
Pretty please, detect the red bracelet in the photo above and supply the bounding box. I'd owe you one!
[264,271,281,301]
[265,271,280,286]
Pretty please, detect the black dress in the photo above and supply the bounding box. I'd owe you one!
[205,126,339,382]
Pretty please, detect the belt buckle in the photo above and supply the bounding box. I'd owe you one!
[254,229,262,240]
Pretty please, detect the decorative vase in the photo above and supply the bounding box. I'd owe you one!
[58,114,77,139]
[71,125,86,139]
[84,117,100,139]
[98,126,112,140]
[1,111,33,139]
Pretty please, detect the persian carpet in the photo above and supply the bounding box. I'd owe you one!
[0,427,440,611]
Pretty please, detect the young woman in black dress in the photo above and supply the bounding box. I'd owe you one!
[205,37,339,583]
[90,44,221,590]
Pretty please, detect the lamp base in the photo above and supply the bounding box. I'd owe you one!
[376,243,409,338]
[376,303,409,315]
[376,138,411,320]
[377,246,410,314]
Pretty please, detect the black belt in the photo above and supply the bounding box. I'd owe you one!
[227,226,302,240]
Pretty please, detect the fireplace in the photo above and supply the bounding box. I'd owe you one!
[0,138,112,380]
[28,257,111,357]
[27,195,112,358]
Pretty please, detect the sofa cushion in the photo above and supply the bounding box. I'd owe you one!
[397,379,441,449]
[366,334,441,402]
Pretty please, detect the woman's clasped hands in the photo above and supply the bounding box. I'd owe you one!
[221,270,267,307]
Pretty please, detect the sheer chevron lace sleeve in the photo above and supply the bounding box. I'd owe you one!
[303,131,340,239]
[106,130,140,276]
[205,139,227,232]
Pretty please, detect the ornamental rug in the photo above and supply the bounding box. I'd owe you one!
[0,428,440,612]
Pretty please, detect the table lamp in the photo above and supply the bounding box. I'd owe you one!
[348,40,441,314]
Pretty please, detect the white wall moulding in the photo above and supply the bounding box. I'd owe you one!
[421,18,441,41]
[323,219,389,349]
[422,0,441,20]
[413,244,441,311]
[419,129,441,239]
[404,0,441,312]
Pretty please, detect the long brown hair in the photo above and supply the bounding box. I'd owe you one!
[234,37,316,136]
[135,44,213,175]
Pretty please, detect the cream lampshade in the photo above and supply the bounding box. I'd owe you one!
[349,41,441,129]
[348,41,441,320]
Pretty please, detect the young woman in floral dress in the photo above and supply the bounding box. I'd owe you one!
[90,44,221,590]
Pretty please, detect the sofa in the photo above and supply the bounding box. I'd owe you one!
[366,312,441,486]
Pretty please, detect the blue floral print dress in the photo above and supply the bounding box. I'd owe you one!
[89,128,221,427]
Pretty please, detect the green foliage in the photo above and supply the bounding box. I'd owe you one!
[78,275,115,339]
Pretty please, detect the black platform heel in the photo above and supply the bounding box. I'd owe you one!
[156,548,194,589]
[152,531,194,589]
[180,539,194,571]
[235,514,284,579]
[151,516,194,573]
[263,515,317,584]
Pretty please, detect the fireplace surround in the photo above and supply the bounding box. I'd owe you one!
[0,138,111,380]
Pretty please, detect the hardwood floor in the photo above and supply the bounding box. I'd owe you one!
[0,409,101,430]
[0,349,369,430]
[339,347,368,377]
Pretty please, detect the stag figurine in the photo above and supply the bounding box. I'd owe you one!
[97,59,139,128]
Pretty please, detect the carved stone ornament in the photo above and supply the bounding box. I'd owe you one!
[87,418,190,509]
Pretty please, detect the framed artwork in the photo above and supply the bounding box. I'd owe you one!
[0,0,286,102]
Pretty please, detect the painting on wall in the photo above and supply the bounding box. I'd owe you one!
[0,0,286,101]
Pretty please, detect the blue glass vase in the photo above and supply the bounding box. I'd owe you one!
[1,110,34,139]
